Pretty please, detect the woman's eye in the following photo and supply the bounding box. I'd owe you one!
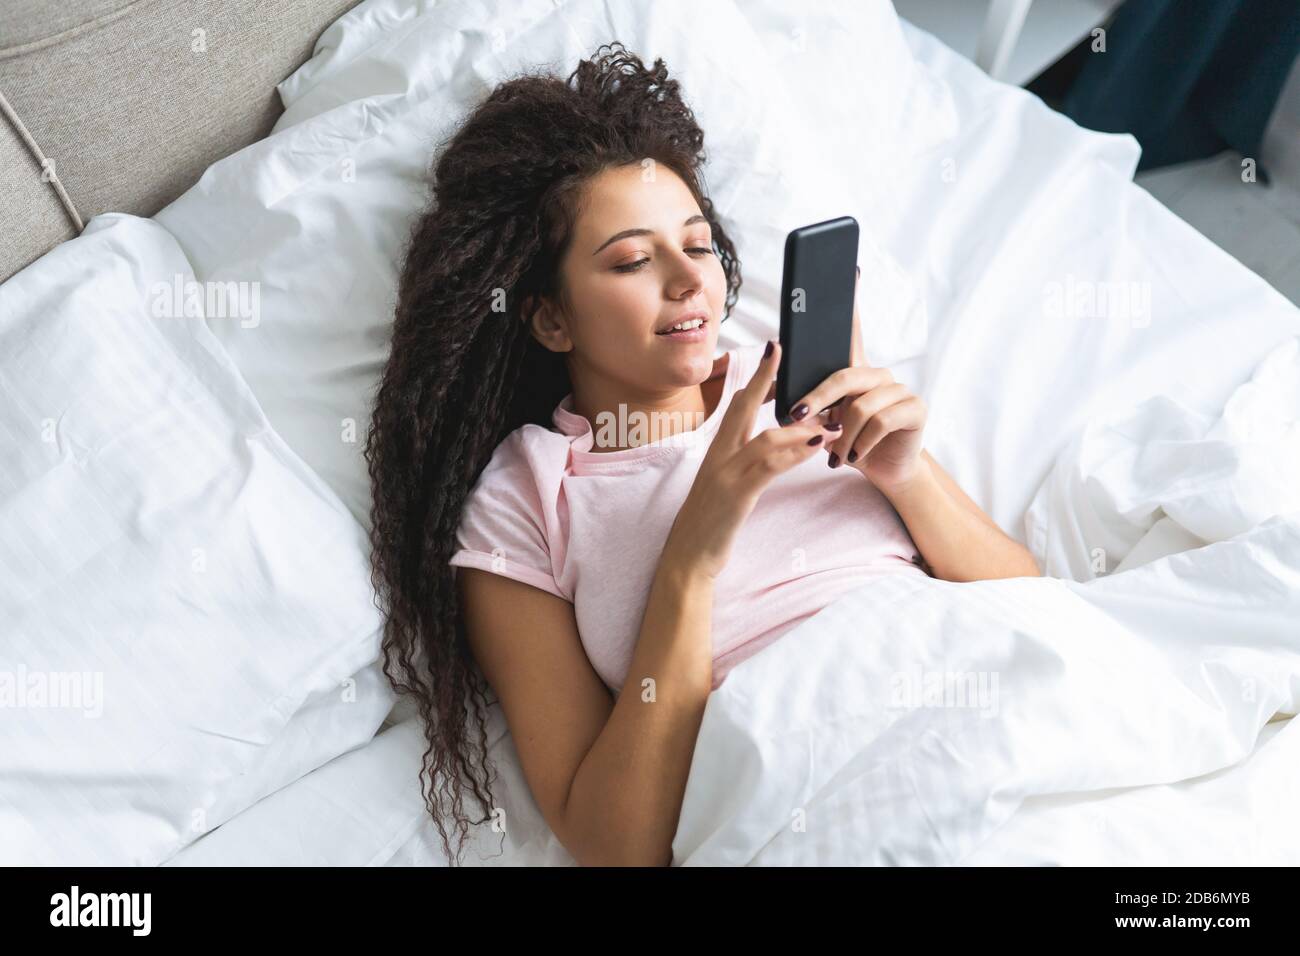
[611,248,712,274]
[612,247,712,273]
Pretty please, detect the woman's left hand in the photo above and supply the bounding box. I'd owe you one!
[781,267,928,493]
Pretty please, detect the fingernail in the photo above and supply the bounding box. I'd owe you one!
[806,434,822,446]
[790,403,809,421]
[826,421,843,431]
[764,340,774,359]
[847,449,858,463]
[828,452,840,468]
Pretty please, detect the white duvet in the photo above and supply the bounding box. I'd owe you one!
[674,339,1300,864]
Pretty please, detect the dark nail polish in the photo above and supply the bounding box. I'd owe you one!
[806,434,822,446]
[790,403,809,421]
[826,421,843,431]
[847,450,858,463]
[763,339,774,359]
[828,452,839,467]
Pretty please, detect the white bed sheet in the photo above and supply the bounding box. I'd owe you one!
[167,704,1300,867]
[165,14,1300,866]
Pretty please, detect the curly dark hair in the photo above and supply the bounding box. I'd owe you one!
[364,41,743,864]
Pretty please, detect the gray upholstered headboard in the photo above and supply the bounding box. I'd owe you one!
[0,0,361,283]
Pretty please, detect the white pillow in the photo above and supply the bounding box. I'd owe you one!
[274,0,942,363]
[0,214,393,864]
[275,0,946,358]
[158,0,937,522]
[278,0,952,164]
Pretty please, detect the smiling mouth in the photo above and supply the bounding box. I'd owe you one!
[656,318,708,336]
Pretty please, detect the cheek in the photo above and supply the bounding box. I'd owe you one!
[593,280,654,337]
[570,274,656,343]
[707,257,728,303]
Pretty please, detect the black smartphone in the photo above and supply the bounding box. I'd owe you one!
[776,216,859,420]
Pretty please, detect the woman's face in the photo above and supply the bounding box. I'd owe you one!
[536,163,728,393]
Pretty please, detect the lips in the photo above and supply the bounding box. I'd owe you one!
[655,311,709,335]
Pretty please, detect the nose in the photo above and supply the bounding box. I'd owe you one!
[665,248,706,301]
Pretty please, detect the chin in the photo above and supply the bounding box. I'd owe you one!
[664,343,716,379]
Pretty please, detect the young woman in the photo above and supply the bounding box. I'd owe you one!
[365,42,1040,868]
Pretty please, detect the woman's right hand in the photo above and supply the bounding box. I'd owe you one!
[663,341,841,581]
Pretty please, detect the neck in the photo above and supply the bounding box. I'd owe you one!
[570,372,714,453]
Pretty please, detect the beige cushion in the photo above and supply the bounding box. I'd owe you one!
[0,0,360,282]
[0,112,75,280]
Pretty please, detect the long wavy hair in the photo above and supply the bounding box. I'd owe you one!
[364,41,743,864]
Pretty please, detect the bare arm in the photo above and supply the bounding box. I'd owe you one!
[877,450,1041,582]
[458,550,714,867]
[794,271,1040,582]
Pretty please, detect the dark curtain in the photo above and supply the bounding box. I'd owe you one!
[1057,0,1300,173]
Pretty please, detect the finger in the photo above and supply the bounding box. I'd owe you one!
[819,404,844,450]
[846,397,927,465]
[827,383,909,466]
[782,365,892,426]
[716,340,780,451]
[738,417,841,484]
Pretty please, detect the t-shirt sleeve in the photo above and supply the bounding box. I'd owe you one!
[448,434,569,602]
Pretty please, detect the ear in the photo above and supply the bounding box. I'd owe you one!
[519,293,539,327]
[521,293,571,352]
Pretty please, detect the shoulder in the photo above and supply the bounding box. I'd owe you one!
[480,422,569,478]
[453,424,571,600]
[458,425,564,545]
[467,420,575,507]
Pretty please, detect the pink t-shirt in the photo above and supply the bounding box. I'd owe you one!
[449,342,926,694]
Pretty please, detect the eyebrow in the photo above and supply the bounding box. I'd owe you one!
[592,214,710,255]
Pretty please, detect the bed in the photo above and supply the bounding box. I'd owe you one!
[3,0,1297,867]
